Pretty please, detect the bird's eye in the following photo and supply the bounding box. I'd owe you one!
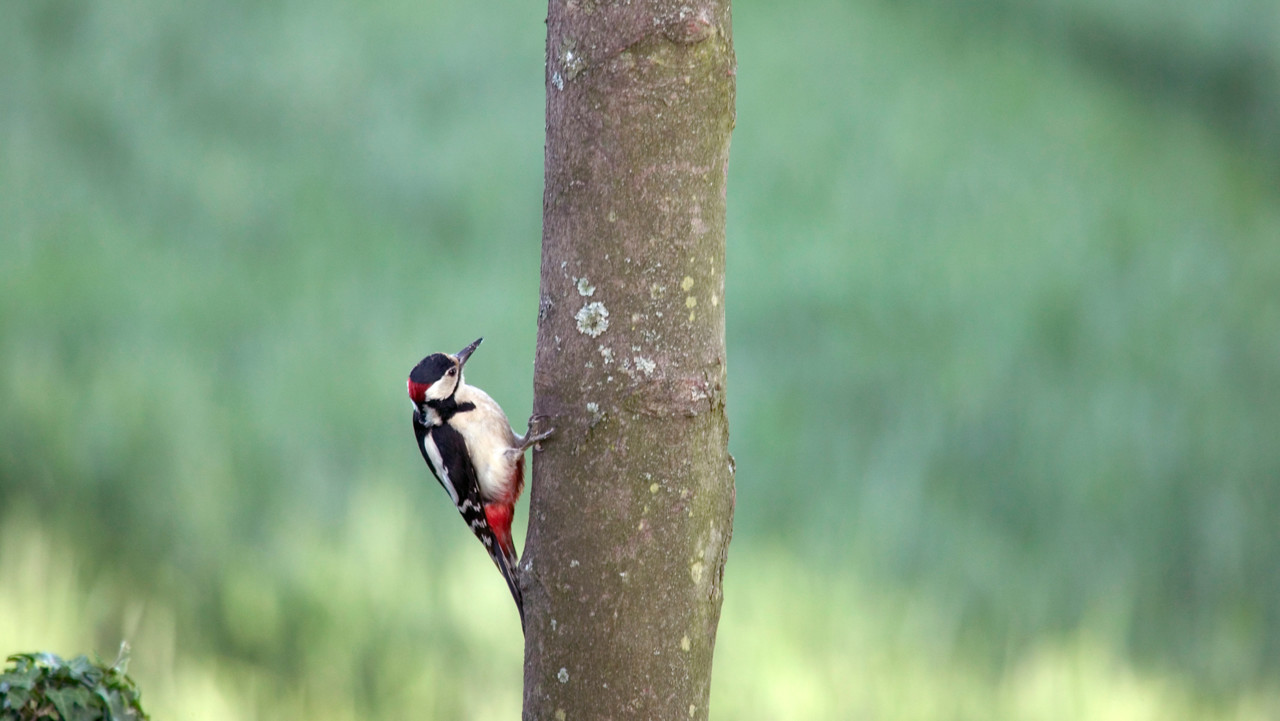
[447,368,456,376]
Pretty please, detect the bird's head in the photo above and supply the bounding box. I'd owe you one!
[408,337,481,410]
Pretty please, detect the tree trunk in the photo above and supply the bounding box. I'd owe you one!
[522,1,736,719]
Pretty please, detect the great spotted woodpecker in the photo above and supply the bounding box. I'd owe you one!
[407,338,551,632]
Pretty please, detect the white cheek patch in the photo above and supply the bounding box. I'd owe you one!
[422,434,458,505]
[426,375,458,401]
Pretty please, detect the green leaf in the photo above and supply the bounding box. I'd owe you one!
[0,650,150,721]
[97,687,123,721]
[45,686,90,721]
[31,653,63,669]
[66,656,95,685]
[3,686,31,711]
[0,669,35,690]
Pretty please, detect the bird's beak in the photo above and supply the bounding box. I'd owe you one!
[455,337,483,368]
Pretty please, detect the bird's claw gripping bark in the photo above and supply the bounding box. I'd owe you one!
[523,414,555,450]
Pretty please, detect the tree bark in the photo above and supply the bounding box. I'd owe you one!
[522,1,735,719]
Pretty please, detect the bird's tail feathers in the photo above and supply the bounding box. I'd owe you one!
[489,543,525,635]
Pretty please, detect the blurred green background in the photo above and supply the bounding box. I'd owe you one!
[3,0,1279,718]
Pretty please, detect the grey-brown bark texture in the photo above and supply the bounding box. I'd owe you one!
[522,1,736,719]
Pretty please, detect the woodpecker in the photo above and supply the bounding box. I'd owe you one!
[407,337,551,632]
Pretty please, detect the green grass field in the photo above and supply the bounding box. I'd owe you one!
[3,0,1279,717]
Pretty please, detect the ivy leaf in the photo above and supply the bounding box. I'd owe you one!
[3,685,30,712]
[66,656,96,686]
[31,654,63,669]
[45,686,90,720]
[0,669,34,691]
[97,686,125,721]
[0,649,150,721]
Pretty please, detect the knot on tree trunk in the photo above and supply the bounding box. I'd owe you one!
[660,6,719,45]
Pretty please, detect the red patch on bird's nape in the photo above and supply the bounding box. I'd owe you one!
[408,380,431,404]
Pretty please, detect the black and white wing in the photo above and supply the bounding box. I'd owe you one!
[412,414,525,631]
